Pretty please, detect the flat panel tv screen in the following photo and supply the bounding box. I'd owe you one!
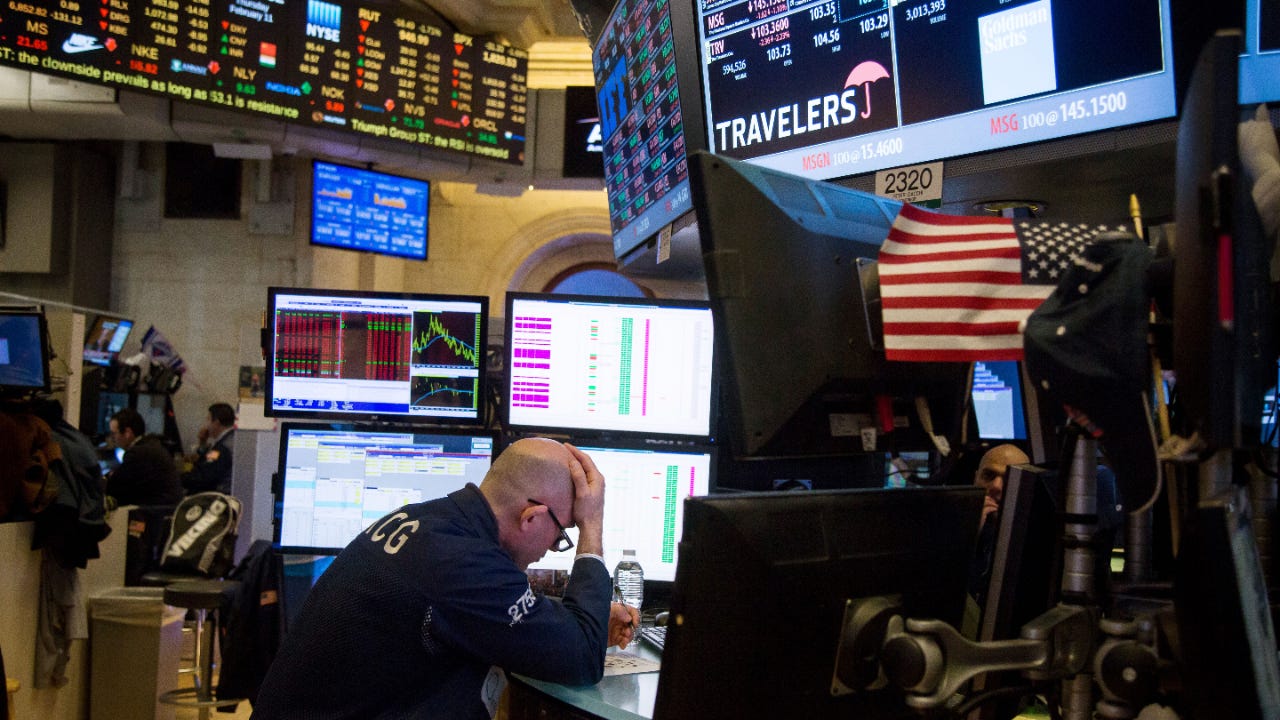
[274,423,497,554]
[503,293,716,441]
[266,287,487,424]
[83,315,135,368]
[0,1,529,164]
[695,0,1178,181]
[311,161,430,261]
[593,0,704,258]
[525,441,714,583]
[0,311,49,394]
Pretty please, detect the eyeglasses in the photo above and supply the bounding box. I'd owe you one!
[527,498,574,552]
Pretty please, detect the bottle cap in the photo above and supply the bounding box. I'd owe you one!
[622,549,636,557]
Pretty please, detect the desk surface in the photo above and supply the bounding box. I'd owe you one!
[511,641,663,720]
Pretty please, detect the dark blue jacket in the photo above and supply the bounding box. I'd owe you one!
[251,484,612,719]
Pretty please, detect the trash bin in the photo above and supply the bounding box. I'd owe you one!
[89,587,184,720]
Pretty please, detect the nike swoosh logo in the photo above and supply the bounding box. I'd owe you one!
[62,37,103,54]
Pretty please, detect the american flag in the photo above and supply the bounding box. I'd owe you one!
[877,203,1122,362]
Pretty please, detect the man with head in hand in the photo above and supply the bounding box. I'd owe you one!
[252,438,639,719]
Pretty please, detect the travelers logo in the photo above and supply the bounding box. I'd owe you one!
[713,60,890,151]
[845,61,890,119]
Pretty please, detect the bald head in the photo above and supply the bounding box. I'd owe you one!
[480,438,575,515]
[974,443,1029,505]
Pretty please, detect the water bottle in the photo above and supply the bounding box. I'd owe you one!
[613,549,644,611]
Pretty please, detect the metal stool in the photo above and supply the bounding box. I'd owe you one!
[158,580,243,719]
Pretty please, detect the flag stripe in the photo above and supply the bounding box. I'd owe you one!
[883,321,1023,336]
[884,348,1027,362]
[880,284,1053,301]
[883,308,1038,323]
[884,334,1026,350]
[877,246,1023,264]
[880,269,1024,286]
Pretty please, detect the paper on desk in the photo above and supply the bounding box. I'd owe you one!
[603,650,661,676]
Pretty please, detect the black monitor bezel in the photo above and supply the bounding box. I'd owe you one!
[0,309,51,395]
[308,159,431,262]
[654,485,985,717]
[501,291,718,443]
[271,421,500,555]
[264,286,489,426]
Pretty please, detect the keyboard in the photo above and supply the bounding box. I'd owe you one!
[638,625,667,652]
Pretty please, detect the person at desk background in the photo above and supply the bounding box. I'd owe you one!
[105,407,183,508]
[968,443,1030,605]
[251,438,640,720]
[180,401,234,495]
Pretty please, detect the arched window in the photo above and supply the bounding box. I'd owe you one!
[543,262,650,297]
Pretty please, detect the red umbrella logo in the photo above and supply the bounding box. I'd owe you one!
[845,61,890,119]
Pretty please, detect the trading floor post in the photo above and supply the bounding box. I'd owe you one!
[1058,434,1100,720]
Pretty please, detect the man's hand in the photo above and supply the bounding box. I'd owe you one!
[608,602,640,649]
[980,495,1000,529]
[565,443,605,555]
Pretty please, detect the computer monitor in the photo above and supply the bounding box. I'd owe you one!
[272,423,497,555]
[94,391,130,439]
[970,361,1029,442]
[1240,0,1280,104]
[83,315,135,368]
[502,293,716,442]
[692,0,1178,181]
[687,150,969,458]
[310,162,430,261]
[265,287,488,425]
[592,0,707,260]
[524,441,714,586]
[134,392,169,439]
[0,310,50,395]
[653,486,984,718]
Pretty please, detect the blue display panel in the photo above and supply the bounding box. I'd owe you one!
[695,0,1178,180]
[594,0,696,258]
[1241,0,1280,104]
[0,312,48,393]
[311,161,429,260]
[971,360,1028,441]
[274,424,496,554]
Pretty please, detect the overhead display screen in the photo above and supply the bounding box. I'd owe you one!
[695,0,1177,181]
[311,161,429,260]
[0,0,528,163]
[595,0,695,258]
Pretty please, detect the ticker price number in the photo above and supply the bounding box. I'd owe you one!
[903,0,945,21]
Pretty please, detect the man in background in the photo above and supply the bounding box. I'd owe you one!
[968,443,1030,605]
[106,407,182,507]
[181,402,235,495]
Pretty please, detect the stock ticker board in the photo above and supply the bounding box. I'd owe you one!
[1,0,528,164]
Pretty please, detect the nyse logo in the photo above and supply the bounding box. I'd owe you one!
[306,0,341,42]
